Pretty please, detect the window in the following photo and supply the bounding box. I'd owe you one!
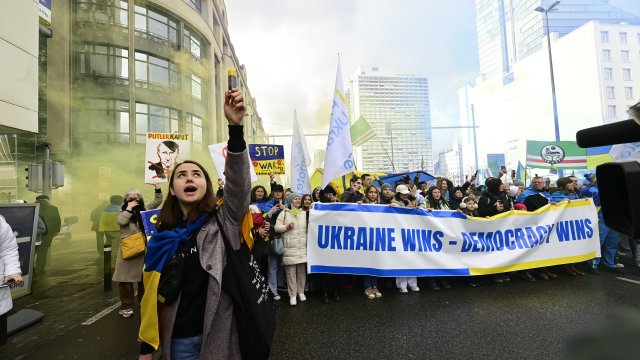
[135,103,179,143]
[187,0,201,12]
[620,32,628,44]
[621,50,630,62]
[603,67,613,80]
[184,27,204,59]
[625,87,633,100]
[623,68,632,81]
[75,0,128,28]
[75,43,129,82]
[74,98,130,143]
[190,74,202,101]
[134,5,178,48]
[606,86,615,99]
[135,52,178,89]
[602,49,611,62]
[607,105,617,118]
[187,113,203,146]
[601,31,609,43]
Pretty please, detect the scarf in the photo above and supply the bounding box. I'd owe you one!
[139,213,208,350]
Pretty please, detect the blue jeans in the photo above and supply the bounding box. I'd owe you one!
[171,335,202,360]
[363,276,378,289]
[589,212,619,269]
[267,253,285,294]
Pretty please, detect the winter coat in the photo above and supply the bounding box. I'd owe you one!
[112,191,162,283]
[0,216,21,315]
[340,188,364,203]
[156,150,249,360]
[275,207,308,266]
[477,191,512,217]
[550,191,578,203]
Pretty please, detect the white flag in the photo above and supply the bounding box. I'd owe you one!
[322,58,354,188]
[291,110,312,195]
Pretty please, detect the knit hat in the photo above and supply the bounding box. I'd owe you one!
[380,183,392,191]
[287,192,301,204]
[514,203,527,211]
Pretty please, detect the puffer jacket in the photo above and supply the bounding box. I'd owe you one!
[274,207,308,266]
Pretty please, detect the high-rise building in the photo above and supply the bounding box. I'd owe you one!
[476,0,640,78]
[460,20,640,175]
[434,141,463,185]
[348,66,432,173]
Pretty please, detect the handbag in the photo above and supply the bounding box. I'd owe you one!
[157,235,195,305]
[270,236,284,255]
[120,232,146,259]
[215,211,275,360]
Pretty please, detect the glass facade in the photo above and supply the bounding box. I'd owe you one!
[74,98,130,143]
[475,0,640,77]
[134,5,179,48]
[75,43,129,84]
[135,103,179,143]
[71,1,211,149]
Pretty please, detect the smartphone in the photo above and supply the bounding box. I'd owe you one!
[474,170,479,177]
[511,169,516,178]
[500,165,507,172]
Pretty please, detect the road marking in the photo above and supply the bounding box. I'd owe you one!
[81,302,120,325]
[616,277,640,285]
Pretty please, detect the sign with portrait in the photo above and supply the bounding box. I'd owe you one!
[144,133,191,184]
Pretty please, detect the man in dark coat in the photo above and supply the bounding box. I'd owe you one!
[35,195,61,275]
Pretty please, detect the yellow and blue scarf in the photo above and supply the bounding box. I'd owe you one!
[139,214,207,350]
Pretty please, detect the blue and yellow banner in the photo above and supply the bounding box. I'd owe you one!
[249,144,285,175]
[141,209,161,239]
[307,200,600,276]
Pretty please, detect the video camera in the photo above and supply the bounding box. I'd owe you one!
[576,102,640,238]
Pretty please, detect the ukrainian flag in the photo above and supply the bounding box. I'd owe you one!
[586,145,613,169]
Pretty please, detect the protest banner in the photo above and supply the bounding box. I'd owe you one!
[141,209,161,239]
[307,200,599,276]
[209,142,258,182]
[249,144,285,175]
[144,133,191,184]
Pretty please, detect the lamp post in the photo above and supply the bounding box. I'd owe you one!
[535,1,562,176]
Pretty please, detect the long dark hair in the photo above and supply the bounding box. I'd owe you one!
[156,160,216,231]
[251,185,268,203]
[427,186,449,209]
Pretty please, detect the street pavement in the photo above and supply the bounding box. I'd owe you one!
[3,236,640,359]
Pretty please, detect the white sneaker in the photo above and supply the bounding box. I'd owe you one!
[118,308,133,318]
[372,287,382,298]
[298,293,306,302]
[409,286,420,292]
[272,292,281,301]
[364,288,375,299]
[398,287,408,293]
[615,263,625,268]
[289,297,297,306]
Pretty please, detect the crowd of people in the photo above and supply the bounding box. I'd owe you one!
[247,170,633,306]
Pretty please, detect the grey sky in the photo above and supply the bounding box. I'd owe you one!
[226,0,640,157]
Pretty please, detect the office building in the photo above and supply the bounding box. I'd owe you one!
[348,66,432,173]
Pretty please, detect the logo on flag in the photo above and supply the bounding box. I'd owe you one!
[540,145,565,165]
[526,140,587,169]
